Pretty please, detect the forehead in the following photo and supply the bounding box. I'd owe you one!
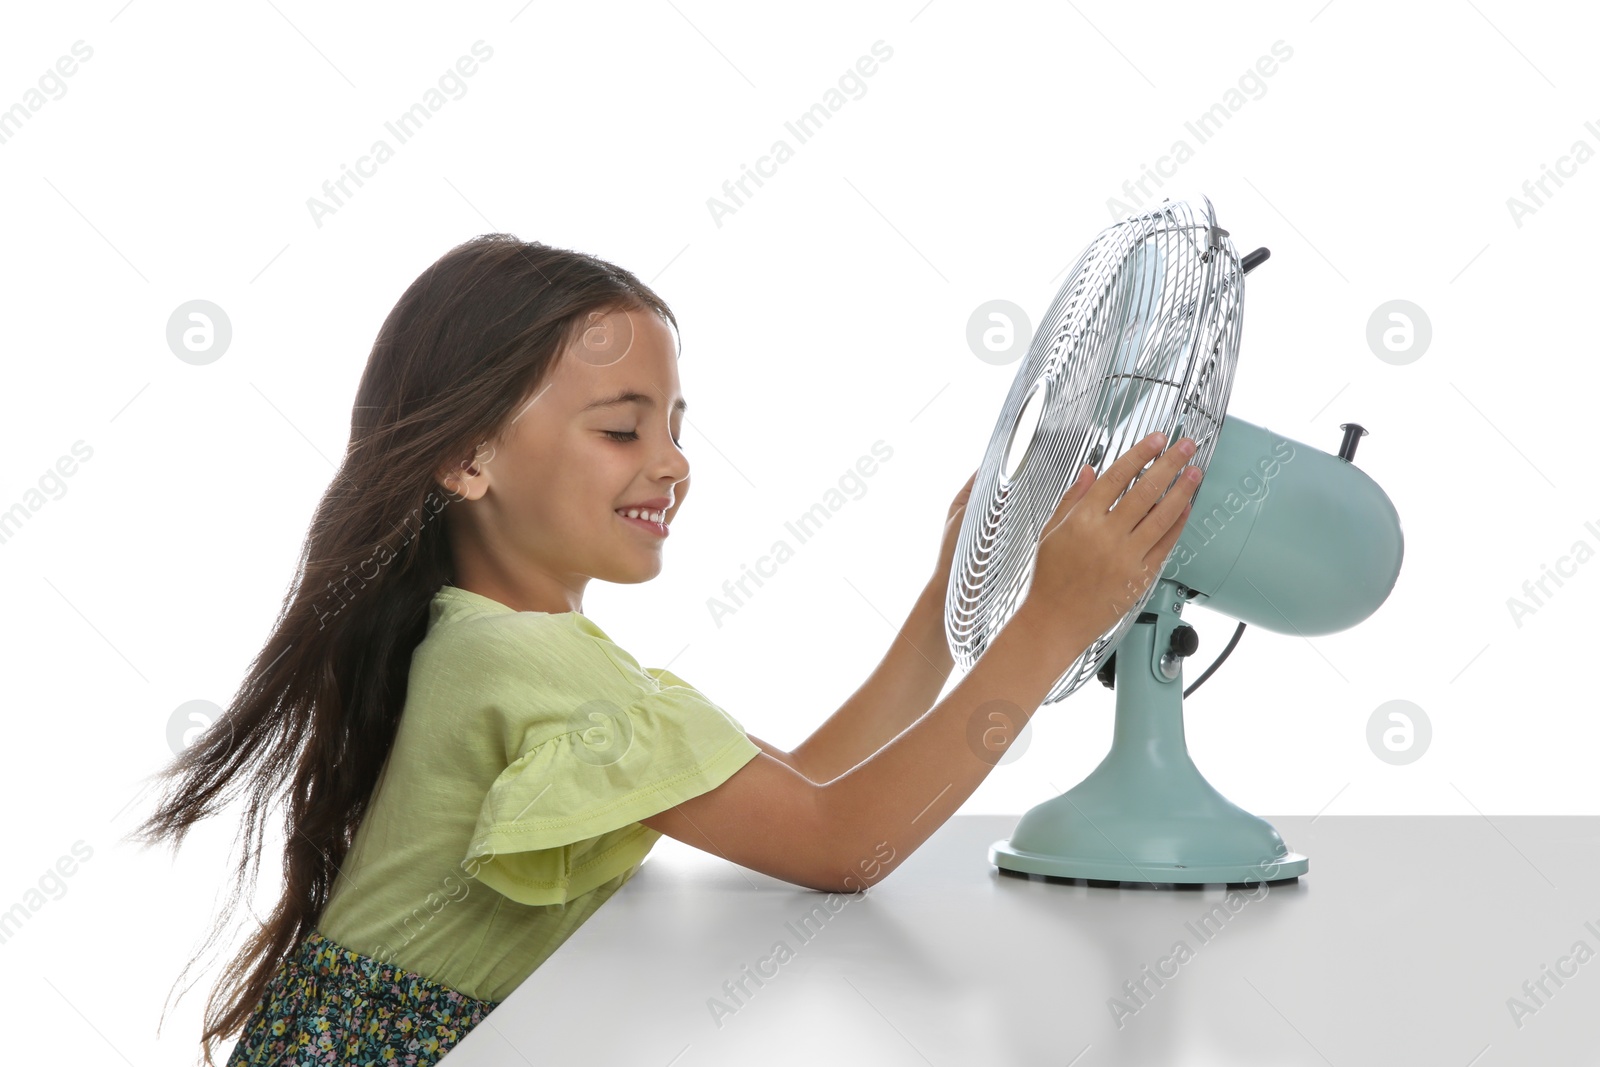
[553,308,683,411]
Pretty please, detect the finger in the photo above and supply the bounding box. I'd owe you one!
[1113,436,1198,524]
[1133,463,1202,556]
[1086,431,1171,515]
[1141,498,1192,580]
[949,469,979,518]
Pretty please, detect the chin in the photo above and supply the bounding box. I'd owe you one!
[600,559,665,585]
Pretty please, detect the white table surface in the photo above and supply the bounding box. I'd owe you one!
[442,814,1600,1066]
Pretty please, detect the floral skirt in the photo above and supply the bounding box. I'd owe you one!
[225,930,499,1066]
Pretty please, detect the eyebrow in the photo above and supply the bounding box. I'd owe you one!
[581,389,688,415]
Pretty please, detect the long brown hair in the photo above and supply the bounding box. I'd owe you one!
[125,234,678,1064]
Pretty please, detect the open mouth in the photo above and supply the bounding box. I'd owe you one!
[616,511,669,538]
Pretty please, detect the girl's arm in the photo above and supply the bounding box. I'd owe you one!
[789,576,953,785]
[744,733,809,778]
[640,595,1086,894]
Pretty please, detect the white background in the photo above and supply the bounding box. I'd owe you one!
[2,1,1596,1063]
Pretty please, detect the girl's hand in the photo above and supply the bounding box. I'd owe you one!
[933,468,979,588]
[1017,432,1199,648]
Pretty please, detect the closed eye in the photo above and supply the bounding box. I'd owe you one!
[605,430,684,450]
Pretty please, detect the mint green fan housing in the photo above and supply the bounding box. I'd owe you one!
[948,196,1404,886]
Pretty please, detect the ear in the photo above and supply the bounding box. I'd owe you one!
[436,456,485,501]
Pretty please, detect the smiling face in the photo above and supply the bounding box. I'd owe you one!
[435,305,690,615]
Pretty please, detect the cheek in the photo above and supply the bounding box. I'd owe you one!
[546,443,626,518]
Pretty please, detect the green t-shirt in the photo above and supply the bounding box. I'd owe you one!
[316,584,762,1002]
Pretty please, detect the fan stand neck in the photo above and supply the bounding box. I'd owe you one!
[989,580,1309,887]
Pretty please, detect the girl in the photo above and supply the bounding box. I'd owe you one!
[129,234,1200,1065]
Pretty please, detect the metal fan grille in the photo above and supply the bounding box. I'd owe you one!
[946,196,1245,704]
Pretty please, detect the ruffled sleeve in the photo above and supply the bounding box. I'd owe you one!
[461,612,762,906]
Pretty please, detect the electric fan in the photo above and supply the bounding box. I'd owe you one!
[948,194,1403,887]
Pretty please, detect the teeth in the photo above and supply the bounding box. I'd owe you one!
[620,508,665,523]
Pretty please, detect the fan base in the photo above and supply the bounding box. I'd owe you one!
[990,579,1309,888]
[995,866,1302,890]
[989,841,1308,886]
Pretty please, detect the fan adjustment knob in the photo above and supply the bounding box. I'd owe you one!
[1167,624,1199,658]
[1338,422,1367,463]
[1096,652,1117,689]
